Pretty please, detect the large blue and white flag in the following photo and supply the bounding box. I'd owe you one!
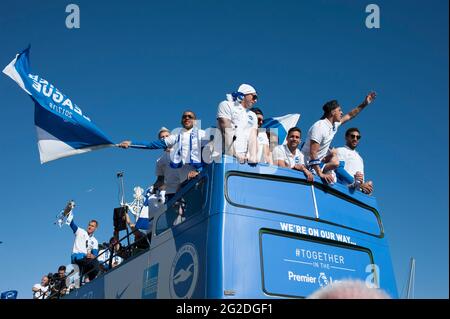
[2,47,114,163]
[262,113,300,145]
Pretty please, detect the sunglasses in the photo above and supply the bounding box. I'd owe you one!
[349,134,361,140]
[182,114,194,119]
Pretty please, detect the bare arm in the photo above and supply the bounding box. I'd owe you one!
[264,145,273,165]
[217,117,231,132]
[152,176,165,190]
[309,141,322,176]
[340,92,376,125]
[293,164,314,182]
[217,118,235,156]
[309,141,334,183]
[247,128,258,163]
[276,159,288,168]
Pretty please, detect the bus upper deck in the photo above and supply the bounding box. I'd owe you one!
[66,155,398,299]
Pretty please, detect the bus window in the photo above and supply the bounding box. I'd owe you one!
[226,173,381,236]
[313,186,382,237]
[226,173,316,219]
[156,178,207,235]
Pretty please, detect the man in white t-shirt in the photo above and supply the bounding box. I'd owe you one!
[335,128,373,194]
[69,217,99,283]
[32,275,50,299]
[273,127,314,182]
[252,107,272,164]
[216,84,258,163]
[153,127,179,201]
[301,92,376,184]
[119,110,207,188]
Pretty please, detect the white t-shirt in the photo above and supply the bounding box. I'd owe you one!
[302,119,341,163]
[33,284,50,299]
[163,128,206,189]
[336,145,365,178]
[217,100,258,154]
[273,144,305,168]
[72,227,98,255]
[164,128,206,164]
[257,130,270,163]
[155,151,201,193]
[155,151,180,194]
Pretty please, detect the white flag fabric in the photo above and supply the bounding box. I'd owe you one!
[262,113,301,145]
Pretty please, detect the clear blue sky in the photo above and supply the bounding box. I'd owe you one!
[0,0,448,299]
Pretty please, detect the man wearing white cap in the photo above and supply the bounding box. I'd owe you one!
[216,84,259,163]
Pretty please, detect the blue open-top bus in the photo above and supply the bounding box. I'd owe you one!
[66,155,397,299]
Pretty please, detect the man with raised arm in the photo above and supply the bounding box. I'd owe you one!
[216,84,259,164]
[301,92,376,184]
[69,216,99,283]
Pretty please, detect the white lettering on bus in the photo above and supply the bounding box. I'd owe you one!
[288,271,317,284]
[299,249,345,265]
[279,222,354,245]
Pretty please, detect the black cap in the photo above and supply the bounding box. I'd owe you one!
[320,100,340,119]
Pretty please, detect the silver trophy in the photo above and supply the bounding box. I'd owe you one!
[55,200,75,227]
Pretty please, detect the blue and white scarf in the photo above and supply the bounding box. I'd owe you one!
[170,127,202,169]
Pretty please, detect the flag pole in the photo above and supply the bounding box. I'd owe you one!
[406,257,415,299]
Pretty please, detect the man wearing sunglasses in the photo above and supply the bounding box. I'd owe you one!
[335,128,373,195]
[119,110,207,188]
[301,92,376,184]
[216,84,259,164]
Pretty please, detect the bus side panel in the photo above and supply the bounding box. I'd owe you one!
[148,218,209,299]
[65,275,105,299]
[221,211,398,298]
[369,235,398,298]
[205,213,225,298]
[104,252,150,299]
[221,213,267,298]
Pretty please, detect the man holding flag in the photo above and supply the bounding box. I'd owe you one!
[119,110,207,188]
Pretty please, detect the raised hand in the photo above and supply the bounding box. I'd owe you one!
[365,91,377,105]
[118,140,131,148]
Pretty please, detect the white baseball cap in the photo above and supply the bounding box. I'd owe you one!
[237,84,257,95]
